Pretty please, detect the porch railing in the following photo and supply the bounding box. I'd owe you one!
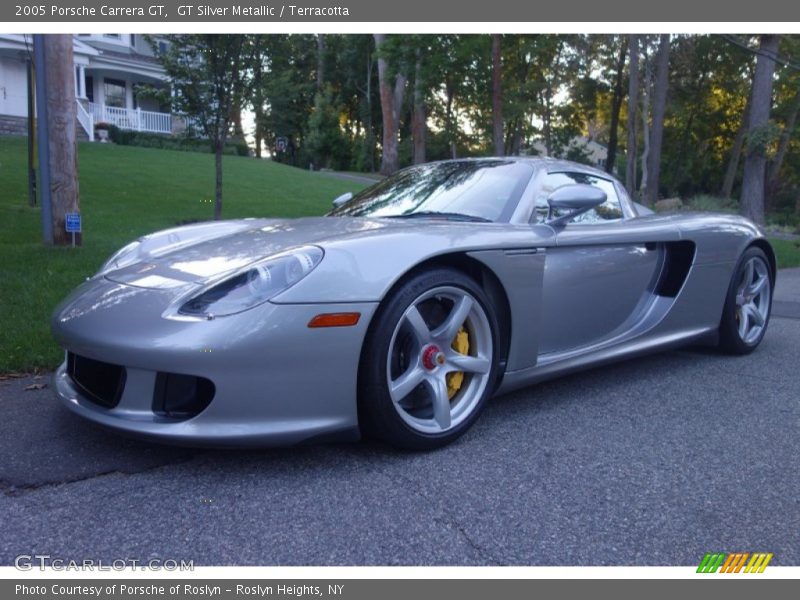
[76,101,94,141]
[89,102,172,135]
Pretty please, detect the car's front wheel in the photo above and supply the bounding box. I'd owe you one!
[718,246,773,354]
[359,268,499,450]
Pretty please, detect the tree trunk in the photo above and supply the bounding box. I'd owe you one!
[393,73,406,127]
[606,36,628,175]
[253,92,263,158]
[541,45,563,157]
[231,106,244,138]
[365,50,375,172]
[768,89,800,189]
[45,35,80,246]
[412,51,426,165]
[214,140,225,221]
[491,34,504,156]
[252,45,264,160]
[625,34,639,195]
[639,50,651,200]
[506,117,522,156]
[374,34,404,175]
[741,34,780,225]
[214,139,224,220]
[721,97,750,199]
[543,89,553,156]
[645,34,670,206]
[445,81,456,157]
[317,34,326,91]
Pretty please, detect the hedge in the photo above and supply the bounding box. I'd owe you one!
[105,125,250,157]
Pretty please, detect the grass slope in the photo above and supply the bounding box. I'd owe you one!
[0,137,364,372]
[771,238,800,270]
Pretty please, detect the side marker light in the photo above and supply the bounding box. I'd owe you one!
[307,313,361,328]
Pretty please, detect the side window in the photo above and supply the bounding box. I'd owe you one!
[533,172,624,224]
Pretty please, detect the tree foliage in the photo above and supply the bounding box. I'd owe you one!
[157,34,800,226]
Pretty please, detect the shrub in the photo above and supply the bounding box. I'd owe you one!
[104,126,250,156]
[305,88,351,170]
[683,195,739,213]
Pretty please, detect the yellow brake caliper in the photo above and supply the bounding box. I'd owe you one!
[447,327,470,399]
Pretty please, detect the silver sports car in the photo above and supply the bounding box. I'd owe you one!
[51,158,775,449]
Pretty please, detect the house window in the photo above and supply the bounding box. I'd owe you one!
[86,76,94,103]
[104,78,127,108]
[130,34,136,48]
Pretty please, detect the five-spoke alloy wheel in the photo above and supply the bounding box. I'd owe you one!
[719,246,773,354]
[359,268,499,449]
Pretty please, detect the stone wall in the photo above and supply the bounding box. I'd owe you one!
[0,115,28,136]
[0,114,91,141]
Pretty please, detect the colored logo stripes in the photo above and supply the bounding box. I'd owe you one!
[697,552,773,573]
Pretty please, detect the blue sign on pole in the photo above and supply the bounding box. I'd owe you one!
[65,212,81,233]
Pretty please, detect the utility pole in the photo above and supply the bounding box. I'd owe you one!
[26,58,36,207]
[34,34,80,246]
[33,35,53,244]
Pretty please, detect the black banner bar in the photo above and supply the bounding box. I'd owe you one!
[4,579,799,600]
[3,0,800,23]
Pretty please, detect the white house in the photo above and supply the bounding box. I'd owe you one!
[0,34,173,141]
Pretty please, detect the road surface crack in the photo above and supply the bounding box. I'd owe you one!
[0,454,201,498]
[373,467,503,565]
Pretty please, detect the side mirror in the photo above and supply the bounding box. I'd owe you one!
[546,184,606,226]
[332,192,353,208]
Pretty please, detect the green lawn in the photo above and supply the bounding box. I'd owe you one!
[771,238,800,270]
[0,136,364,373]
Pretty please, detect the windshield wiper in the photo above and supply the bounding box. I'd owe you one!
[389,211,492,223]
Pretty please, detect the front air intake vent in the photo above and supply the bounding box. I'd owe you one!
[67,352,126,408]
[152,372,215,420]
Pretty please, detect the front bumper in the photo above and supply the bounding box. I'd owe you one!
[51,279,378,446]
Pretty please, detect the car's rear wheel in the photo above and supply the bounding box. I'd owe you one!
[718,246,773,354]
[359,268,499,450]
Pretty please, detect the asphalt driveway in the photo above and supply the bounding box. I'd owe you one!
[1,270,798,566]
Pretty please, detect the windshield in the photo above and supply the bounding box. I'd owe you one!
[328,160,534,223]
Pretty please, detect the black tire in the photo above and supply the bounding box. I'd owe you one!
[358,268,500,450]
[718,246,774,355]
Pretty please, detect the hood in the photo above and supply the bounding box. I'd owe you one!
[103,217,405,289]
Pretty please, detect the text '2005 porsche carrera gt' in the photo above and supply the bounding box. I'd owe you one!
[51,158,775,449]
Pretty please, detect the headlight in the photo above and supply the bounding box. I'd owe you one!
[97,240,142,276]
[178,246,324,318]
